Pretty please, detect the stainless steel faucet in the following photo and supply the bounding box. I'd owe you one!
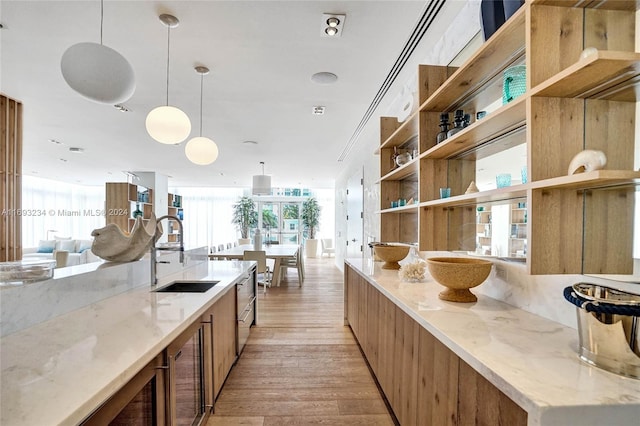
[150,215,184,286]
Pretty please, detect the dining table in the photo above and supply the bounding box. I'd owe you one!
[209,244,299,287]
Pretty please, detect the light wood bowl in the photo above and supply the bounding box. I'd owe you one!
[373,245,410,270]
[426,257,492,302]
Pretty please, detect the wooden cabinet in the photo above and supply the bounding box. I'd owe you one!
[202,286,237,406]
[82,355,168,425]
[84,284,240,425]
[166,320,207,425]
[105,182,154,232]
[345,264,527,425]
[377,1,640,275]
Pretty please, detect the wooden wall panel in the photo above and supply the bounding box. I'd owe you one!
[584,9,635,51]
[1,94,22,262]
[417,327,458,425]
[527,5,583,87]
[458,360,527,426]
[585,100,635,171]
[583,187,634,274]
[376,291,395,400]
[529,189,583,274]
[528,97,583,181]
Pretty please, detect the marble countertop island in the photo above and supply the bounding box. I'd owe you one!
[346,259,640,426]
[0,260,253,426]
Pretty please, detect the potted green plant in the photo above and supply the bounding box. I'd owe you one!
[232,196,258,244]
[301,197,321,258]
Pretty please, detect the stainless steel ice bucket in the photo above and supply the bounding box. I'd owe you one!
[564,283,640,379]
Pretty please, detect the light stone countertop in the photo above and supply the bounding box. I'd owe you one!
[345,258,640,426]
[0,260,254,426]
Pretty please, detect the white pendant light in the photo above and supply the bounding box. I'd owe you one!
[252,161,272,196]
[146,14,191,145]
[60,0,135,104]
[185,66,219,165]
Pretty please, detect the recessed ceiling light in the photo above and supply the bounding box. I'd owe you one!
[311,72,338,84]
[327,17,340,27]
[325,27,338,36]
[312,106,326,115]
[69,147,84,153]
[242,140,259,145]
[49,138,63,145]
[321,13,345,38]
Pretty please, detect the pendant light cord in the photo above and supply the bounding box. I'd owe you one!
[199,73,204,136]
[166,26,171,106]
[99,0,104,45]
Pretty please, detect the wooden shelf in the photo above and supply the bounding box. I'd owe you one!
[420,186,528,209]
[529,170,640,191]
[419,170,640,210]
[418,7,525,112]
[378,204,420,214]
[530,0,640,11]
[376,113,419,153]
[422,96,526,160]
[530,51,640,100]
[378,158,419,182]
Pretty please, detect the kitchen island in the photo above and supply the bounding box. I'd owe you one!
[0,260,253,425]
[345,258,640,426]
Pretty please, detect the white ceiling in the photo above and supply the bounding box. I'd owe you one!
[1,0,429,189]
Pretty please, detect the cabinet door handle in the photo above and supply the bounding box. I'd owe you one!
[238,307,253,323]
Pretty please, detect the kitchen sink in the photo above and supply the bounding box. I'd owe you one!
[153,280,220,293]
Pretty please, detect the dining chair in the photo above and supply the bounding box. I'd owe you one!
[321,238,335,257]
[279,244,304,286]
[243,250,272,293]
[226,242,233,249]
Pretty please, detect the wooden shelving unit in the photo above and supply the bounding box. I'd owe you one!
[105,183,154,233]
[376,1,639,275]
[167,193,184,243]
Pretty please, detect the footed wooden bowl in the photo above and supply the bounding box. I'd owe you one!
[426,257,492,302]
[373,245,410,270]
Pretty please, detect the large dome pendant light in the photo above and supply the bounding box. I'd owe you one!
[60,0,135,104]
[145,14,191,145]
[252,161,272,196]
[185,66,219,165]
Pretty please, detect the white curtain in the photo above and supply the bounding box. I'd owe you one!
[21,176,104,247]
[172,187,246,250]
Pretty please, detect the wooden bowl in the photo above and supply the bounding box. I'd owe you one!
[426,257,492,302]
[373,245,410,270]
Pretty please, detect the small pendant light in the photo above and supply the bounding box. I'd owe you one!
[145,14,191,145]
[252,161,272,196]
[60,0,135,104]
[185,66,219,165]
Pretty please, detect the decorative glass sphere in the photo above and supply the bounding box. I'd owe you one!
[145,105,191,144]
[185,136,219,165]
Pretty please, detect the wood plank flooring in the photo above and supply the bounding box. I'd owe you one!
[207,257,394,426]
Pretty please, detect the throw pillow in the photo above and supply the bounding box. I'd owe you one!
[75,239,93,253]
[37,240,56,253]
[56,239,77,252]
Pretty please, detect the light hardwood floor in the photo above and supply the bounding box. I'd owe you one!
[207,256,395,426]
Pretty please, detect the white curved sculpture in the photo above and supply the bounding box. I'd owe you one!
[567,150,607,175]
[91,213,160,262]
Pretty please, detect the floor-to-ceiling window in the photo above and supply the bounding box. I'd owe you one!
[21,176,104,247]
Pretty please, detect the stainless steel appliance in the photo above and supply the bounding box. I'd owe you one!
[237,266,257,353]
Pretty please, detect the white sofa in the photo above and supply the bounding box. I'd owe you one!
[23,239,100,266]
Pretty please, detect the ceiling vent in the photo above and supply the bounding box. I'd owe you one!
[312,106,326,115]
